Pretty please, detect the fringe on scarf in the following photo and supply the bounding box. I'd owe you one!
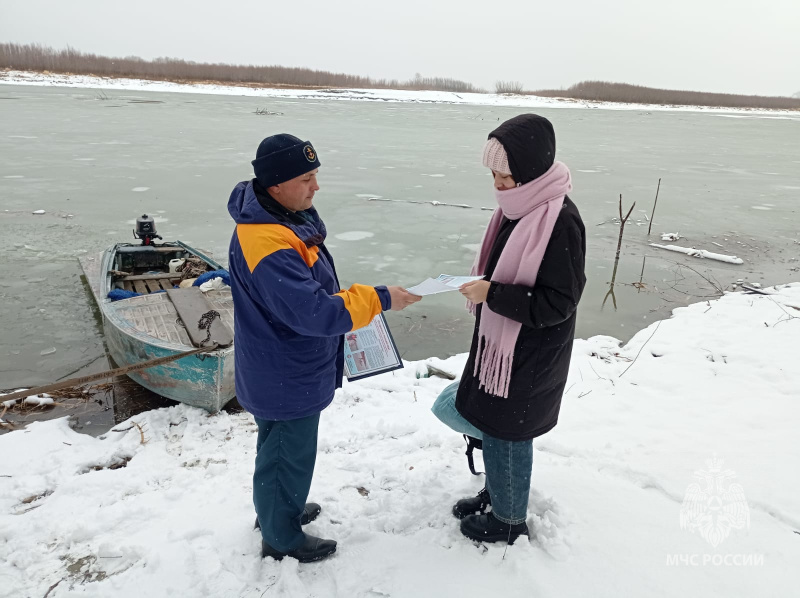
[473,334,514,398]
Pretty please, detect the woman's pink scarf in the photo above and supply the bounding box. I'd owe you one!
[468,161,572,398]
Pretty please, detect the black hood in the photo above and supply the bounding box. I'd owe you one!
[488,114,556,186]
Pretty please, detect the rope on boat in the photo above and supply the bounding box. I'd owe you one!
[1,343,220,404]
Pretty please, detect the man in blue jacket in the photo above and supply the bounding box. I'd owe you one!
[228,134,420,563]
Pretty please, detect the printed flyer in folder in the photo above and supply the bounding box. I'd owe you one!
[343,313,403,381]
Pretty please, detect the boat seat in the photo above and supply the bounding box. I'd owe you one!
[166,288,234,348]
[116,272,182,294]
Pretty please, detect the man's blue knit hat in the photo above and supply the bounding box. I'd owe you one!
[251,134,321,186]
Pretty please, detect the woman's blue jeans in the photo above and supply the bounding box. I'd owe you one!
[432,381,533,525]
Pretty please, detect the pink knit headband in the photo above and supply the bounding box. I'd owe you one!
[482,137,511,175]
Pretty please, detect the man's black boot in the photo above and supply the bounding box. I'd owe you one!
[460,512,529,544]
[254,502,322,530]
[452,488,491,519]
[261,534,337,563]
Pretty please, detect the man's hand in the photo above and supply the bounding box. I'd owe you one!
[459,280,491,304]
[387,286,422,311]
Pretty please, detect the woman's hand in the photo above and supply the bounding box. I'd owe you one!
[459,280,491,304]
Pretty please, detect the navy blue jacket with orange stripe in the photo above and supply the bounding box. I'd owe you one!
[227,180,391,421]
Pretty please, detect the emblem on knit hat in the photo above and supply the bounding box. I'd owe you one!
[304,145,316,162]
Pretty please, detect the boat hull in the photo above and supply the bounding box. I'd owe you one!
[104,316,234,412]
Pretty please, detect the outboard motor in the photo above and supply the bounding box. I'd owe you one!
[133,213,162,246]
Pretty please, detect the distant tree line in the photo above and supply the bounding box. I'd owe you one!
[495,80,524,94]
[2,44,796,109]
[531,81,800,110]
[0,43,481,93]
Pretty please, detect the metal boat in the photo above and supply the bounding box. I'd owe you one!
[79,215,234,412]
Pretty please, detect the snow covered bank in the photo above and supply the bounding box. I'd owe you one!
[1,285,798,597]
[3,70,800,118]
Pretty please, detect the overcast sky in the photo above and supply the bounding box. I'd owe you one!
[1,0,798,96]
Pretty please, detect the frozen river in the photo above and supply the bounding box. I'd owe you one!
[1,84,798,390]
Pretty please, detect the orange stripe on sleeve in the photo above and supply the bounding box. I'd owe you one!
[334,284,382,330]
[236,224,319,272]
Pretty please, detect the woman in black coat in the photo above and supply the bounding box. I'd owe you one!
[432,114,586,544]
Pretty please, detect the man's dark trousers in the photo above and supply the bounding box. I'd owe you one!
[254,412,320,552]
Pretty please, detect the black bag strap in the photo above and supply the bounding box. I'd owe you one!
[464,434,484,476]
